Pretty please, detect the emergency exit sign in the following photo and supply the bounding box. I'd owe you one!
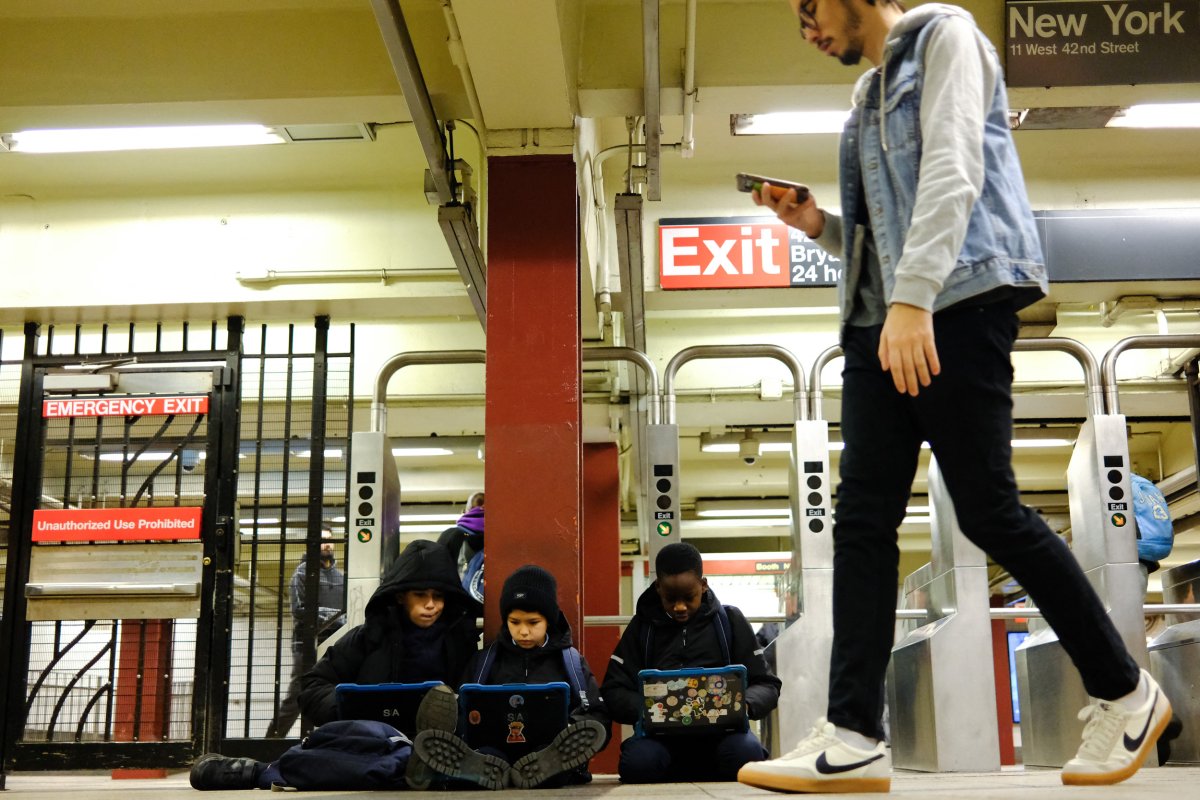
[42,395,209,418]
[1005,0,1200,86]
[659,217,842,290]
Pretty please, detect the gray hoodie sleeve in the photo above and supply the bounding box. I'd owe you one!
[888,15,998,311]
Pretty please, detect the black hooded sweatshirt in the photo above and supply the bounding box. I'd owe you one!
[600,583,781,726]
[463,610,612,746]
[299,539,482,725]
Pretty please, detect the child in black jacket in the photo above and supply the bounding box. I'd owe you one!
[601,542,780,782]
[414,565,611,789]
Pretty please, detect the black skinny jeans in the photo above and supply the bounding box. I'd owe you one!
[827,302,1140,740]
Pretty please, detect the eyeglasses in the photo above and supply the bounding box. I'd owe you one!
[797,0,818,31]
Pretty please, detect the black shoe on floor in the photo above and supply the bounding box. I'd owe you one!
[189,753,263,791]
[406,685,461,789]
[510,720,606,789]
[413,729,509,791]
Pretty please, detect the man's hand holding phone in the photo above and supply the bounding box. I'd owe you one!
[737,172,823,239]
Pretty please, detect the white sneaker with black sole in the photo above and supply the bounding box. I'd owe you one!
[1062,668,1173,786]
[737,717,890,794]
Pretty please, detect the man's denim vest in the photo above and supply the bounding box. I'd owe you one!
[837,12,1048,319]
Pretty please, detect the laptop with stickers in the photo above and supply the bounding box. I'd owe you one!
[334,681,443,737]
[637,665,749,735]
[458,682,571,761]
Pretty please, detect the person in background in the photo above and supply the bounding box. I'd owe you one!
[438,491,485,602]
[739,0,1172,792]
[601,542,779,783]
[266,527,345,738]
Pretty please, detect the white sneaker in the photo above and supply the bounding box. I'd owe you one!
[1062,668,1173,786]
[737,718,890,794]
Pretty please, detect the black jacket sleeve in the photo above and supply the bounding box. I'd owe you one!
[727,606,781,720]
[570,650,614,747]
[599,618,649,725]
[298,625,372,726]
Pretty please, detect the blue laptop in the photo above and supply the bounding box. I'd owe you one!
[637,666,749,735]
[458,682,571,761]
[334,681,443,737]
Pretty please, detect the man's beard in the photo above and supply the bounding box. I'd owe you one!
[838,1,865,65]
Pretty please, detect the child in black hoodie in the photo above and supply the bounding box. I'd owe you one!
[601,542,780,782]
[188,539,480,791]
[414,565,611,789]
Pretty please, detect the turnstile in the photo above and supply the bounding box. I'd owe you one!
[1149,560,1200,763]
[661,344,806,580]
[775,346,834,753]
[1016,338,1151,767]
[887,456,999,771]
[331,350,485,648]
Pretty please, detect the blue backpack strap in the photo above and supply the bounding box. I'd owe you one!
[475,641,498,683]
[561,647,590,711]
[714,604,733,664]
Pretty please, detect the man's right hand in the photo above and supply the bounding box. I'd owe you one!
[752,182,823,239]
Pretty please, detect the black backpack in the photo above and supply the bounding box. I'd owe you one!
[273,719,411,790]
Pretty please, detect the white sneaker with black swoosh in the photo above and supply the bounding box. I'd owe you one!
[737,717,890,793]
[1062,668,1173,786]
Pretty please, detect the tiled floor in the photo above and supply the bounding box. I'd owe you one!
[2,766,1199,799]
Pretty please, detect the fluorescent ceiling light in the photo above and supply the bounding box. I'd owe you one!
[392,447,454,457]
[239,517,280,525]
[4,124,286,154]
[295,448,344,459]
[1011,438,1074,448]
[686,517,793,529]
[97,451,173,462]
[1107,102,1200,129]
[399,523,456,533]
[398,512,460,522]
[731,111,850,136]
[700,441,794,454]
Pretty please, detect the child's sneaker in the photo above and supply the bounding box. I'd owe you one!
[1062,668,1173,786]
[509,719,607,788]
[406,685,460,789]
[189,753,263,791]
[737,718,890,794]
[413,729,510,791]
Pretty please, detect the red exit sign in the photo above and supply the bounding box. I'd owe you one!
[659,217,842,290]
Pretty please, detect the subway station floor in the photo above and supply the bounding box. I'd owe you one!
[3,766,1200,798]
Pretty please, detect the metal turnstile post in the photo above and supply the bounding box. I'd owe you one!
[887,455,1000,771]
[1017,337,1155,767]
[775,345,835,753]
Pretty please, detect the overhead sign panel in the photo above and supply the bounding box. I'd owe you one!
[1005,0,1200,86]
[659,217,842,290]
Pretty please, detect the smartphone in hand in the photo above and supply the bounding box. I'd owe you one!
[736,173,810,203]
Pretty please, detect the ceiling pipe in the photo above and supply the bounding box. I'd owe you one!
[681,0,698,158]
[369,0,452,203]
[642,0,661,200]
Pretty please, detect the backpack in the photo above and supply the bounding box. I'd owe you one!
[274,719,411,790]
[472,640,590,712]
[1131,473,1173,563]
[641,603,734,666]
[463,549,485,603]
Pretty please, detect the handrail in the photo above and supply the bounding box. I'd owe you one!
[1012,337,1103,418]
[809,344,843,421]
[662,344,806,424]
[1101,334,1200,414]
[582,346,662,425]
[581,603,1200,626]
[371,350,487,432]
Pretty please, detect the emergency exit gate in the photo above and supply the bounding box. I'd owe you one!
[0,318,355,780]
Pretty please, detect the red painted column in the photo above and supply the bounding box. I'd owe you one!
[112,619,173,779]
[582,442,621,774]
[484,154,581,639]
